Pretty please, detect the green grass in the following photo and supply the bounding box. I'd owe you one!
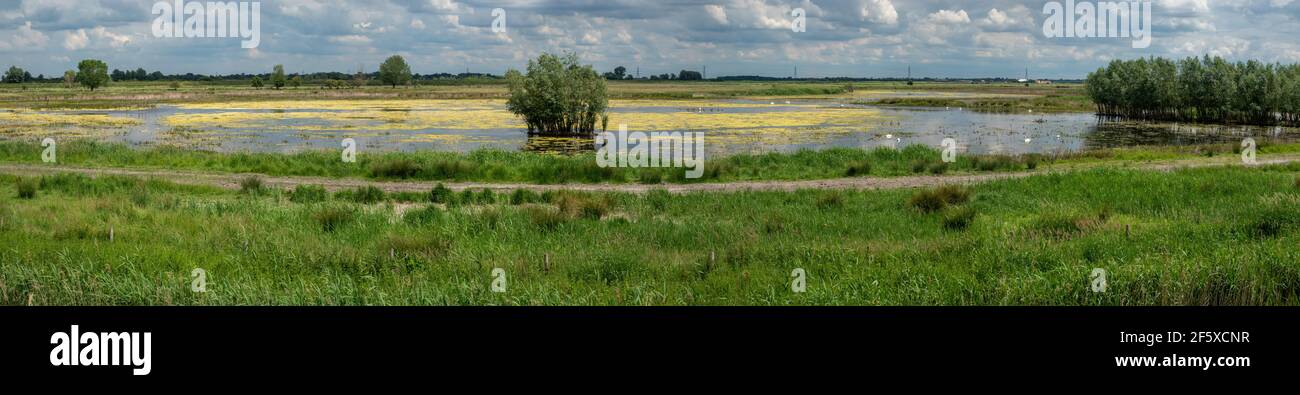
[2,164,1299,305]
[0,140,1040,184]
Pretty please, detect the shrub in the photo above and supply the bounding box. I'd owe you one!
[845,161,871,177]
[933,185,971,205]
[313,207,354,233]
[504,52,608,135]
[16,178,37,199]
[910,160,931,173]
[476,189,496,204]
[370,159,423,179]
[344,186,385,204]
[557,193,611,220]
[1294,176,1300,189]
[289,185,328,203]
[429,183,454,204]
[909,185,971,214]
[457,189,475,206]
[908,189,947,213]
[942,206,977,230]
[510,189,539,205]
[238,176,264,194]
[927,162,949,175]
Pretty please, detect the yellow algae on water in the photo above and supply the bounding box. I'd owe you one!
[176,99,504,111]
[0,111,141,128]
[0,110,141,138]
[163,109,522,131]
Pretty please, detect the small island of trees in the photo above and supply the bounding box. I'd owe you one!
[1087,55,1300,126]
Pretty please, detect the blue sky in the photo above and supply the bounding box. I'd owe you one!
[3,0,1299,79]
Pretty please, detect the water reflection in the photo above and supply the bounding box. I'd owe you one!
[522,136,595,155]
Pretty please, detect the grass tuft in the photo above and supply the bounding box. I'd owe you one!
[16,178,37,199]
[289,185,328,203]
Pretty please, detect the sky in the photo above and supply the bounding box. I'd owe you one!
[3,0,1300,79]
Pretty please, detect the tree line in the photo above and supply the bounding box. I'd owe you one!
[1087,55,1300,126]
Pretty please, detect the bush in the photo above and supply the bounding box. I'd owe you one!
[933,185,971,205]
[1294,176,1300,189]
[557,193,611,220]
[16,178,37,199]
[313,207,354,233]
[343,186,385,204]
[928,162,949,175]
[476,189,496,204]
[910,160,931,174]
[510,189,539,205]
[504,52,608,135]
[289,185,328,203]
[370,159,423,179]
[845,161,871,177]
[456,189,475,206]
[429,183,454,204]
[942,206,977,230]
[238,176,264,194]
[908,189,947,213]
[908,185,971,214]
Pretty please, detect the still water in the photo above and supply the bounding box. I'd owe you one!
[16,100,1300,156]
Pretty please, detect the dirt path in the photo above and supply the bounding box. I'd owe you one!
[1,155,1297,194]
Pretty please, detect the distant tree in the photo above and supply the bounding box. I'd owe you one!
[271,64,287,89]
[605,66,628,80]
[3,66,25,83]
[350,65,368,88]
[251,76,264,88]
[504,52,608,135]
[63,70,76,88]
[379,55,412,87]
[76,59,110,91]
[290,75,303,88]
[678,70,703,81]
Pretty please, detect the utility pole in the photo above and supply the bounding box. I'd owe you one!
[703,65,707,80]
[794,65,798,78]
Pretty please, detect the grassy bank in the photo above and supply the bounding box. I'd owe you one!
[1,164,1298,305]
[871,93,1093,113]
[0,140,1044,184]
[4,140,1299,185]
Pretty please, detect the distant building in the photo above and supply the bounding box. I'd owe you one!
[1035,79,1053,84]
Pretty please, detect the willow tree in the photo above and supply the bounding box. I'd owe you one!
[505,52,608,135]
[1086,55,1300,126]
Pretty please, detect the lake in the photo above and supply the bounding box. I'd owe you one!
[7,99,1300,156]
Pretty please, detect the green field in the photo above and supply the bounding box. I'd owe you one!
[2,164,1298,305]
[5,80,1299,306]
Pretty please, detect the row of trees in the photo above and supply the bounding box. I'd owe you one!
[602,66,704,81]
[1087,55,1300,126]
